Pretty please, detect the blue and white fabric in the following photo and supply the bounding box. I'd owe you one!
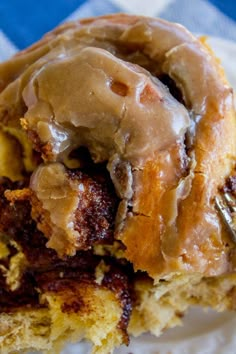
[0,0,235,61]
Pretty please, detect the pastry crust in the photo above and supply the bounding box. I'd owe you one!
[0,13,235,354]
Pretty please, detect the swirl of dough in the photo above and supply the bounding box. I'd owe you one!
[0,14,235,278]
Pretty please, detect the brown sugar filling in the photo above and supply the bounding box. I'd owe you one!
[28,163,120,254]
[0,175,133,338]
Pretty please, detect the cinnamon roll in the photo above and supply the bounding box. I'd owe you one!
[0,14,235,354]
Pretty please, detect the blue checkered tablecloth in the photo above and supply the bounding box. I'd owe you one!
[0,0,236,61]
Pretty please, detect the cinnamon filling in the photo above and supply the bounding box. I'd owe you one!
[0,176,133,336]
[29,163,119,254]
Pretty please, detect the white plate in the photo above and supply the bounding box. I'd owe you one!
[62,37,236,354]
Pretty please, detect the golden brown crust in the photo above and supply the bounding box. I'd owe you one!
[87,15,236,278]
[122,97,236,277]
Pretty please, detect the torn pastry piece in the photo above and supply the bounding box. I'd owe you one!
[6,162,119,256]
[0,178,132,353]
[0,13,236,354]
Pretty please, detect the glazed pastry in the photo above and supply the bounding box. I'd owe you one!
[0,14,236,354]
